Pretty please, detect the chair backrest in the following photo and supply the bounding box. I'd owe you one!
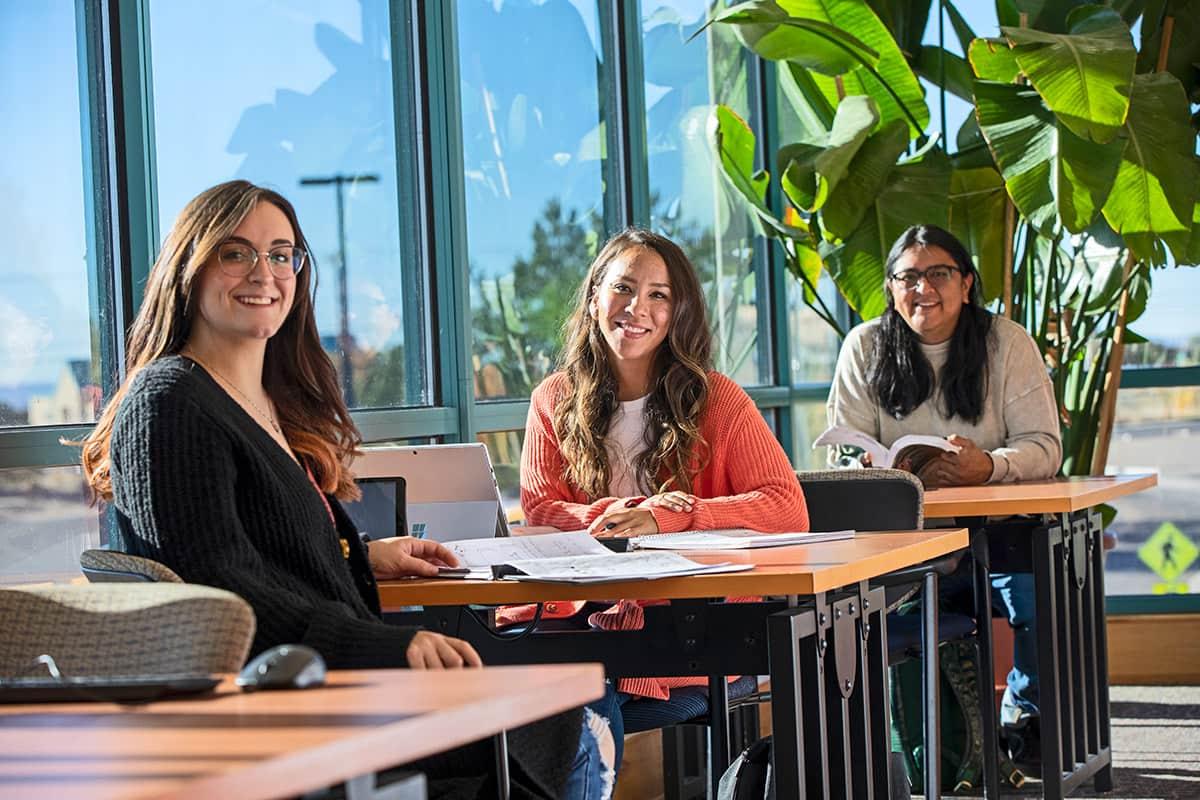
[80,549,184,583]
[796,468,924,532]
[0,583,255,677]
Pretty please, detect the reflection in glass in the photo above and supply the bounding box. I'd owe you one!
[459,0,607,400]
[0,4,102,428]
[642,1,762,384]
[0,467,101,584]
[149,0,426,408]
[1106,387,1200,595]
[478,429,525,521]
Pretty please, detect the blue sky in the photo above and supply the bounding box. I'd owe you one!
[0,0,1195,397]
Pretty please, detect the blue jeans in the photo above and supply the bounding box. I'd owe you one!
[942,567,1039,723]
[560,706,615,800]
[991,571,1038,724]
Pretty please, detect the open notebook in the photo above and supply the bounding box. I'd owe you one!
[437,531,751,584]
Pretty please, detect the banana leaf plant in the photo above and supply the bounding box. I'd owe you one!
[707,0,1200,476]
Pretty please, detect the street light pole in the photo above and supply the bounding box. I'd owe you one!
[299,172,379,407]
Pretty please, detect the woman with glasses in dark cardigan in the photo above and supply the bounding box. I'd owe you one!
[78,180,613,799]
[827,224,1062,773]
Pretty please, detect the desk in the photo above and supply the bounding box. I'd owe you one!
[924,474,1158,800]
[381,529,968,799]
[0,664,603,800]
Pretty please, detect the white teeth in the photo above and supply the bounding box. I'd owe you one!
[237,297,274,305]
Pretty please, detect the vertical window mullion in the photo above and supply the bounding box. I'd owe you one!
[601,0,649,233]
[420,0,473,442]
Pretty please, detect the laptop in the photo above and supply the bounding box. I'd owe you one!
[352,443,511,542]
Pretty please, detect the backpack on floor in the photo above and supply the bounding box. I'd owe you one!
[717,735,774,800]
[890,639,1025,793]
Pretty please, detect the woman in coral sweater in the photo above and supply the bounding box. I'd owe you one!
[519,227,809,766]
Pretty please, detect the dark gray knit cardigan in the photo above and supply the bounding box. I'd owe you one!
[110,356,580,799]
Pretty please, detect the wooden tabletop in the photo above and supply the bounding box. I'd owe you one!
[377,528,968,609]
[922,473,1158,518]
[0,664,604,800]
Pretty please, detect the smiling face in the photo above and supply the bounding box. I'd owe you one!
[589,246,674,396]
[190,202,298,346]
[889,244,974,344]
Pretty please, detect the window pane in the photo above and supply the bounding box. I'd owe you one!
[1104,387,1200,595]
[0,467,101,584]
[0,4,104,428]
[459,0,607,400]
[149,0,427,408]
[643,1,764,384]
[791,399,829,471]
[788,276,843,384]
[1123,268,1200,368]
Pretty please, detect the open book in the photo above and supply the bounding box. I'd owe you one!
[813,425,960,472]
[630,529,853,551]
[437,530,750,583]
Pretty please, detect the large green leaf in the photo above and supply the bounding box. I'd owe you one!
[968,37,1019,82]
[778,95,878,212]
[712,105,785,239]
[974,80,1124,235]
[996,0,1094,33]
[711,0,880,75]
[1101,72,1199,264]
[778,62,837,141]
[974,81,1058,233]
[821,152,952,318]
[948,166,1008,303]
[943,1,977,54]
[774,0,930,137]
[864,0,930,58]
[1002,7,1136,143]
[1056,122,1123,233]
[1138,0,1200,104]
[915,45,973,102]
[821,118,910,239]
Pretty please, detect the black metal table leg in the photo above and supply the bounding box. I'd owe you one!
[1089,511,1115,792]
[863,586,893,799]
[970,526,1001,799]
[1034,520,1066,800]
[708,674,730,798]
[921,569,941,800]
[494,731,509,800]
[768,601,823,799]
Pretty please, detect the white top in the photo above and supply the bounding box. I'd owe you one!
[827,315,1062,483]
[605,394,650,497]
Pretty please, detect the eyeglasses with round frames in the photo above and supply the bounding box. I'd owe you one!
[888,264,961,290]
[216,242,307,280]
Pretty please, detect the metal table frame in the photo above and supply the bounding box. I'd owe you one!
[391,580,899,799]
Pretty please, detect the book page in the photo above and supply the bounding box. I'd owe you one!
[445,530,607,568]
[890,435,960,473]
[812,425,888,467]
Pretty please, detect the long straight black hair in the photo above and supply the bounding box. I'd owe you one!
[871,225,993,423]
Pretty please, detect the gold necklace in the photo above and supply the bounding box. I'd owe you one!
[182,352,282,435]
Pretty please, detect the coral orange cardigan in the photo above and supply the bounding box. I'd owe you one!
[513,370,810,699]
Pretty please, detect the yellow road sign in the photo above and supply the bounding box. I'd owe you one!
[1137,522,1198,584]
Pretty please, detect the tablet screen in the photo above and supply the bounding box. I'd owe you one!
[343,477,406,539]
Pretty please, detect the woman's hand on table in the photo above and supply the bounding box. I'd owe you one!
[367,537,459,579]
[639,491,696,514]
[588,506,660,538]
[406,631,482,669]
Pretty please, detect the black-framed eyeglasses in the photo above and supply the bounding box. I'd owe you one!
[888,264,961,290]
[216,242,307,280]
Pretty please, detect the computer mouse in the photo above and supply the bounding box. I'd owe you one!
[236,644,327,691]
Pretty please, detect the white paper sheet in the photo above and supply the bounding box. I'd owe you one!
[503,551,753,583]
[445,530,608,568]
[631,529,854,550]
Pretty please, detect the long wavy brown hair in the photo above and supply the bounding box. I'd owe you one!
[79,180,362,502]
[552,228,713,498]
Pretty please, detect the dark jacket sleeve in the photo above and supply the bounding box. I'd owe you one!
[110,380,418,667]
